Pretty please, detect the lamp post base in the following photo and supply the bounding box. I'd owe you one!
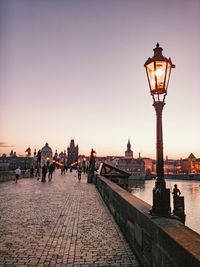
[151,186,171,216]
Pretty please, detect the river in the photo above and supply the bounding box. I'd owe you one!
[130,179,200,234]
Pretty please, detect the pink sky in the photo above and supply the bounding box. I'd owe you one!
[0,0,200,159]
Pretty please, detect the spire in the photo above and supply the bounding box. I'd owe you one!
[188,153,195,159]
[127,138,131,151]
[125,139,133,158]
[70,139,75,148]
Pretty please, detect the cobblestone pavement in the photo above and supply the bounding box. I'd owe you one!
[0,170,140,267]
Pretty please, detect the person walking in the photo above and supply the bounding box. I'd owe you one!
[48,163,55,181]
[35,163,41,180]
[77,166,82,181]
[15,167,21,183]
[41,164,47,182]
[61,164,65,175]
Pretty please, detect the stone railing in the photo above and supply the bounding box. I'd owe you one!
[96,175,200,267]
[0,171,28,183]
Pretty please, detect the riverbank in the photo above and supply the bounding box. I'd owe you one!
[164,174,200,180]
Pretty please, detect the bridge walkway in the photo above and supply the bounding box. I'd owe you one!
[0,170,140,267]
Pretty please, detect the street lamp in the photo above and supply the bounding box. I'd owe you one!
[144,43,175,216]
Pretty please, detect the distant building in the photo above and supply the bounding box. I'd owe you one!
[41,143,53,165]
[67,139,79,167]
[180,153,200,174]
[142,157,153,174]
[125,139,133,158]
[113,140,145,178]
[163,156,177,174]
[117,158,145,176]
[59,150,67,165]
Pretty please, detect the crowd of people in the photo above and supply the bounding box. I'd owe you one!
[14,162,87,183]
[34,161,56,182]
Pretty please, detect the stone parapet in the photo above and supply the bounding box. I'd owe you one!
[96,175,200,267]
[0,171,28,183]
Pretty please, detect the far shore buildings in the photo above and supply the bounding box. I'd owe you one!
[180,153,200,174]
[117,140,145,177]
[0,139,199,174]
[107,139,151,178]
[105,140,200,177]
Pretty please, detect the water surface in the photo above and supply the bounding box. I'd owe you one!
[130,179,200,234]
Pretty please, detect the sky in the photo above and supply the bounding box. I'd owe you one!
[0,0,200,159]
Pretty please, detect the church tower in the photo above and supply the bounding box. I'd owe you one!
[125,139,133,158]
[67,139,79,167]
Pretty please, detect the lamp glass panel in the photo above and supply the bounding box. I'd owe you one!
[146,62,156,91]
[165,62,171,91]
[155,61,167,92]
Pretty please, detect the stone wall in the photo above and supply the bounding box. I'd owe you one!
[0,171,28,183]
[96,175,200,267]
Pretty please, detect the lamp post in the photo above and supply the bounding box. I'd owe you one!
[144,43,175,216]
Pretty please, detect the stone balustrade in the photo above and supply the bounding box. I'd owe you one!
[0,171,28,183]
[96,175,200,267]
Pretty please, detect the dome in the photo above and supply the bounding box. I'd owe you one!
[41,143,53,153]
[41,143,53,164]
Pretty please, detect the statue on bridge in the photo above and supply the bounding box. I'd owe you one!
[87,149,96,183]
[172,184,186,223]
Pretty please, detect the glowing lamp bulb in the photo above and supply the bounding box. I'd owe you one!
[155,69,163,77]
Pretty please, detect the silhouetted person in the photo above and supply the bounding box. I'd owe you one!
[172,184,181,198]
[41,164,47,182]
[30,166,34,178]
[83,165,86,174]
[77,166,82,181]
[47,160,50,169]
[15,167,21,183]
[48,163,55,181]
[65,165,68,172]
[61,165,65,175]
[37,150,41,164]
[35,164,41,179]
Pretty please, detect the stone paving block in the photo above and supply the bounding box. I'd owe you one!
[0,171,140,266]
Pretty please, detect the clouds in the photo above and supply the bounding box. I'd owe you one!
[0,142,14,148]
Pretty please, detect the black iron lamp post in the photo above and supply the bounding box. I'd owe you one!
[144,43,175,216]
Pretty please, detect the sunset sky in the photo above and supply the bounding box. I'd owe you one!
[0,0,199,159]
